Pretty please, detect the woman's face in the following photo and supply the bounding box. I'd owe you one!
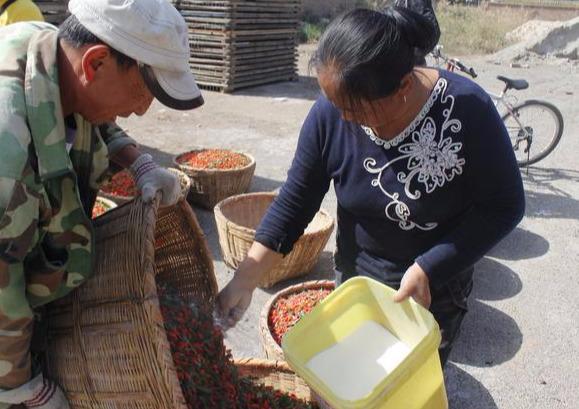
[317,67,407,129]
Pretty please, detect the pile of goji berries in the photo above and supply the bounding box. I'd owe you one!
[269,288,333,346]
[91,201,108,219]
[158,286,318,409]
[177,149,249,170]
[100,170,138,198]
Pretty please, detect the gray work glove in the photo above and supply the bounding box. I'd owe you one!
[130,153,181,206]
[0,374,70,409]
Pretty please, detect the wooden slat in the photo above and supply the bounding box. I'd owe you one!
[171,0,299,92]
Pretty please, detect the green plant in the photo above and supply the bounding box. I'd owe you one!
[298,20,328,44]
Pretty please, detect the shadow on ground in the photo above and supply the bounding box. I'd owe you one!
[487,226,549,261]
[451,256,523,368]
[250,175,284,193]
[445,363,498,409]
[523,166,579,220]
[472,257,523,301]
[451,296,522,367]
[139,144,176,167]
[232,75,320,101]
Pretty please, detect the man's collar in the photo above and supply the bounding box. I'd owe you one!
[24,27,73,181]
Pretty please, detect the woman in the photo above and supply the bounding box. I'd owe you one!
[216,7,525,365]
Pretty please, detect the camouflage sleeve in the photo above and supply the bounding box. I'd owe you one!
[0,176,40,265]
[97,122,137,158]
[0,177,15,217]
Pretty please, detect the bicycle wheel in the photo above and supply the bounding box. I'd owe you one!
[501,100,564,166]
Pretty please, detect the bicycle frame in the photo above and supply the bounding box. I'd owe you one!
[429,45,564,165]
[488,90,532,153]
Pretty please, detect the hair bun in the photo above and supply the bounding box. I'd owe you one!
[383,5,440,57]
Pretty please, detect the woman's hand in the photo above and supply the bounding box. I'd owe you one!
[214,242,283,330]
[215,275,255,330]
[393,262,431,309]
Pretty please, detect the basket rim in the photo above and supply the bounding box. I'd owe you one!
[173,148,256,174]
[94,196,118,210]
[168,167,191,190]
[234,357,294,373]
[99,167,191,201]
[214,192,334,237]
[260,280,336,356]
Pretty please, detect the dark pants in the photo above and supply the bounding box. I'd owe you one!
[335,267,474,367]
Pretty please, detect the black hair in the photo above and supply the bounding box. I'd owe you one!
[57,14,136,69]
[310,7,438,107]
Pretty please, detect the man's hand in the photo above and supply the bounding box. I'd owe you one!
[393,262,431,309]
[214,275,255,331]
[130,153,181,206]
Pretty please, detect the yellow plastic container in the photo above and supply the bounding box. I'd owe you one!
[282,276,447,409]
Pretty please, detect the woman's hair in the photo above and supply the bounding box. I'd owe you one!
[310,7,438,107]
[58,15,136,70]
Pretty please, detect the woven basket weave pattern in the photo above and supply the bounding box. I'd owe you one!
[46,199,216,409]
[215,192,335,288]
[234,358,315,402]
[174,150,256,209]
[45,198,313,408]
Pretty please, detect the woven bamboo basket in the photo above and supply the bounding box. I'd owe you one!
[99,167,191,205]
[174,149,256,209]
[92,196,117,219]
[260,280,336,361]
[234,358,315,402]
[45,198,218,409]
[44,198,315,408]
[214,192,335,288]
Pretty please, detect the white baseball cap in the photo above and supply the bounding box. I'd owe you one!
[68,0,203,110]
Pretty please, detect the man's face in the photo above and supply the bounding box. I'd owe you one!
[78,45,154,125]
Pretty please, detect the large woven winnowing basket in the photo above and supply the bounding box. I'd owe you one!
[174,149,256,209]
[260,280,335,361]
[45,198,218,409]
[214,192,335,288]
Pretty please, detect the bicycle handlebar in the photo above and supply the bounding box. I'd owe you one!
[430,46,478,79]
[452,59,478,78]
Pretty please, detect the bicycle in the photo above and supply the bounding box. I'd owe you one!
[429,45,564,167]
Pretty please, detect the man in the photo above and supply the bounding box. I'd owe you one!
[0,0,204,408]
[0,0,44,26]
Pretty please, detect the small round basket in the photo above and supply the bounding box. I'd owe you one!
[174,149,256,209]
[99,168,191,205]
[92,196,118,219]
[214,192,334,288]
[260,280,335,361]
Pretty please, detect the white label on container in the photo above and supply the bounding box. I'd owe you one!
[305,320,411,402]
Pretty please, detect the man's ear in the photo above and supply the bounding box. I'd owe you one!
[80,45,111,84]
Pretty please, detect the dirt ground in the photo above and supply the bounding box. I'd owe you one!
[117,45,579,409]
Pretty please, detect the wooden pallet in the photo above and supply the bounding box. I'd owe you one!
[171,0,301,92]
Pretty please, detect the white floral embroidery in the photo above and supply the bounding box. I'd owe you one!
[361,78,446,150]
[363,78,465,231]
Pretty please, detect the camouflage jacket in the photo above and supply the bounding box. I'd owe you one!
[0,22,136,307]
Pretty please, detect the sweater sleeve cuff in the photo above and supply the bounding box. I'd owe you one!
[415,244,459,289]
[254,233,292,256]
[105,136,137,158]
